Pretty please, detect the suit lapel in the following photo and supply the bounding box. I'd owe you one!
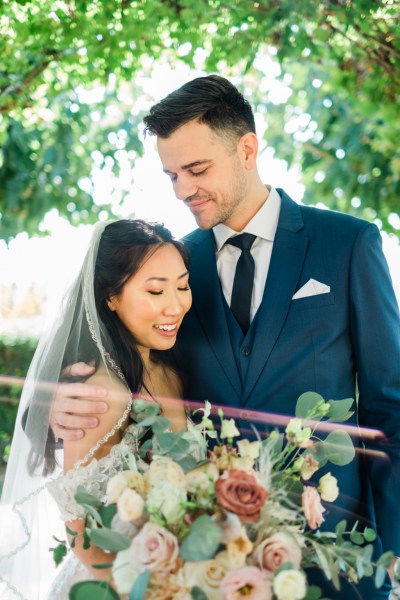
[186,230,243,399]
[243,192,308,404]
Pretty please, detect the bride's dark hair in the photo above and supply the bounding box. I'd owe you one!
[35,219,189,474]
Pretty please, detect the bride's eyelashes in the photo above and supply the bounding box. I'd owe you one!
[147,285,191,295]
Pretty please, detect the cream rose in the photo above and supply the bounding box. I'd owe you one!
[273,568,307,600]
[252,531,301,575]
[106,469,145,503]
[117,488,145,522]
[318,472,339,502]
[302,486,326,530]
[146,457,186,488]
[181,552,231,600]
[130,522,179,573]
[147,480,187,523]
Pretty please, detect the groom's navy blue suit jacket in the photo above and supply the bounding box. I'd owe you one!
[174,189,400,598]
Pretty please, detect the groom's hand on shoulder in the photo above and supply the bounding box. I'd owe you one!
[51,362,109,441]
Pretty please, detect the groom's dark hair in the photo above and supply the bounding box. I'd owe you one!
[143,74,256,146]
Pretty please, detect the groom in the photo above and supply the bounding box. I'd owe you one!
[53,75,400,598]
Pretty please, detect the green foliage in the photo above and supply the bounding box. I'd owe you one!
[69,581,119,600]
[0,336,37,467]
[0,1,399,239]
[180,514,222,561]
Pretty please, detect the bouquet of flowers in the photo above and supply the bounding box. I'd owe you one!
[55,392,395,600]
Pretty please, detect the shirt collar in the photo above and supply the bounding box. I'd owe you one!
[213,186,281,252]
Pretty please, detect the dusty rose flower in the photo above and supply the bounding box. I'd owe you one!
[215,470,268,522]
[117,488,145,522]
[302,485,326,530]
[252,531,301,575]
[129,522,179,573]
[300,454,319,480]
[273,568,307,600]
[220,566,272,599]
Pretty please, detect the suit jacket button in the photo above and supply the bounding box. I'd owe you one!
[242,347,251,356]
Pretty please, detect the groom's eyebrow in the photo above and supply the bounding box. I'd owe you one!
[145,271,189,282]
[163,159,212,174]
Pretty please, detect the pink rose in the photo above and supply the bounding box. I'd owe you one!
[302,485,326,530]
[220,566,272,599]
[129,522,179,573]
[252,531,301,574]
[215,470,268,522]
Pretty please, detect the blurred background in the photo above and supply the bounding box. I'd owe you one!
[1,1,400,488]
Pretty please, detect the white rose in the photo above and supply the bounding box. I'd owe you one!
[112,548,139,594]
[147,480,187,523]
[117,488,145,522]
[318,472,339,502]
[273,569,307,600]
[181,552,231,600]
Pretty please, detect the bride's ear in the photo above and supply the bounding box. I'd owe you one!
[107,297,117,311]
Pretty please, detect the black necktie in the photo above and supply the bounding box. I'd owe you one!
[226,233,256,333]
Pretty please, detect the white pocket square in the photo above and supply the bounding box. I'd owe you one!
[292,278,330,300]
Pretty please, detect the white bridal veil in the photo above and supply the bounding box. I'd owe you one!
[0,222,132,599]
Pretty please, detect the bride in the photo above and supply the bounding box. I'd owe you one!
[0,219,194,599]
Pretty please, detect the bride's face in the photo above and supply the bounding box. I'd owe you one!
[107,243,192,354]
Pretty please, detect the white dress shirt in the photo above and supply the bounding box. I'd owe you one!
[213,186,281,323]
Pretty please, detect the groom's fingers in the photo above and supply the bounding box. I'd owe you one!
[50,382,109,441]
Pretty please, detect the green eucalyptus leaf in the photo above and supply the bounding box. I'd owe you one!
[377,550,395,569]
[99,503,118,529]
[89,528,131,552]
[335,520,347,544]
[326,398,355,422]
[69,581,119,600]
[303,586,322,600]
[129,570,149,600]
[180,515,221,562]
[74,486,101,507]
[321,430,355,465]
[295,392,325,419]
[191,586,210,600]
[375,565,387,588]
[350,530,364,545]
[363,527,377,543]
[51,541,67,566]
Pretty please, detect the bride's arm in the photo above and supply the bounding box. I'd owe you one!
[62,368,131,580]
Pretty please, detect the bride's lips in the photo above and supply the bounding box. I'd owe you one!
[153,323,179,337]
